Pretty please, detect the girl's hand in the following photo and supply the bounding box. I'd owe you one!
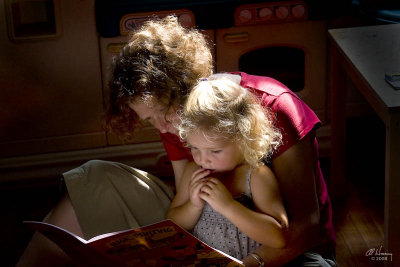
[199,178,234,213]
[189,168,210,209]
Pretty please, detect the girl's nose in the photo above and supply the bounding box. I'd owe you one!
[197,152,210,167]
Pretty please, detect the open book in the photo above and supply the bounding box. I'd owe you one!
[25,219,243,267]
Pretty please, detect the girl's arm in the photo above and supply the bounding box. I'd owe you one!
[171,159,189,187]
[241,133,321,267]
[166,162,207,230]
[249,165,289,247]
[201,165,288,248]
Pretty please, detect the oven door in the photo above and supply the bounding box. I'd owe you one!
[215,20,327,122]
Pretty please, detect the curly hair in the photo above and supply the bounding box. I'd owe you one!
[179,77,282,167]
[104,15,213,141]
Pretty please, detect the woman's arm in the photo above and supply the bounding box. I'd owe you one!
[241,133,321,266]
[201,165,288,248]
[167,162,205,230]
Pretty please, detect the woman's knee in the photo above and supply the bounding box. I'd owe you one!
[82,159,112,172]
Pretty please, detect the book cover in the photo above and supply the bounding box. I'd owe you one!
[25,219,243,267]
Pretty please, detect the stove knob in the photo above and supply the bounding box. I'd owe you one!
[238,9,252,23]
[291,4,306,18]
[275,6,289,19]
[258,7,274,20]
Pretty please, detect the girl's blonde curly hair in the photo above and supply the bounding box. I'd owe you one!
[179,77,282,167]
[105,15,213,141]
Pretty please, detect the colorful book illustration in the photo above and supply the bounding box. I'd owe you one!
[25,219,244,267]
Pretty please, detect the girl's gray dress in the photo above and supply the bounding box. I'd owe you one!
[191,168,261,260]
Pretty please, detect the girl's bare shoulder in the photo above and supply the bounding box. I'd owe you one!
[251,164,276,184]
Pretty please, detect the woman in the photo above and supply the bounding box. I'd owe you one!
[18,16,336,267]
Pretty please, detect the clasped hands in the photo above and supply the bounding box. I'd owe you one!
[189,168,235,213]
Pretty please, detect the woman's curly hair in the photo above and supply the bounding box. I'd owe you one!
[179,77,282,167]
[104,15,213,141]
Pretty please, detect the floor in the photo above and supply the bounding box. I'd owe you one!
[0,115,386,267]
[0,179,63,267]
[333,185,385,267]
[330,114,386,267]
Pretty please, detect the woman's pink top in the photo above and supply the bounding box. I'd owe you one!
[160,72,336,253]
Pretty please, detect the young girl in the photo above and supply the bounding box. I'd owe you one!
[167,77,288,261]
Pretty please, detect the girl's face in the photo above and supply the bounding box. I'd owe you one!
[129,98,180,135]
[186,131,244,173]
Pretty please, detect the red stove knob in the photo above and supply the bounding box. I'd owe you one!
[238,9,252,23]
[258,7,274,20]
[275,6,289,19]
[291,4,306,18]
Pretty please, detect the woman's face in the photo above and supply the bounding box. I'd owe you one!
[128,98,180,135]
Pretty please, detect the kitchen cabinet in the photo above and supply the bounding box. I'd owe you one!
[0,0,163,182]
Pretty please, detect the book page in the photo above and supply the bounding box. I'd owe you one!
[24,221,116,266]
[25,220,243,266]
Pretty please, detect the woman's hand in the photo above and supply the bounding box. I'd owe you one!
[199,177,234,213]
[189,168,210,209]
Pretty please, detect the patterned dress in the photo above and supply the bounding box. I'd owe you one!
[191,168,261,260]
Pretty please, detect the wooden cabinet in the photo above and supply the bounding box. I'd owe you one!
[0,1,166,182]
[0,0,162,160]
[0,0,104,158]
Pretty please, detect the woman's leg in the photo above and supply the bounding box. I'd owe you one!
[16,193,82,267]
[64,160,174,239]
[16,159,174,266]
